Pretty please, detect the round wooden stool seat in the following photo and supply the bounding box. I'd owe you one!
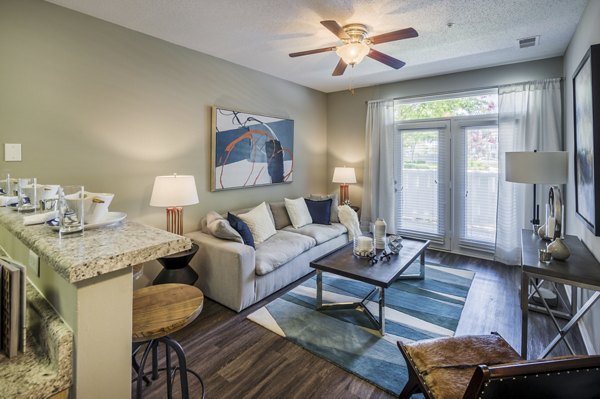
[132,283,203,342]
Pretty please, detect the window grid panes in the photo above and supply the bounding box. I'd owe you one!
[395,93,498,121]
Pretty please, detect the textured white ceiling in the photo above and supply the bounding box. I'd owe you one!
[45,0,588,93]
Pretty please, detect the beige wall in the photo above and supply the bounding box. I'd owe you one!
[563,0,600,354]
[326,57,564,206]
[0,0,328,234]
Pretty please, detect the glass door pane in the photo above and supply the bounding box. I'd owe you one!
[458,124,498,249]
[394,122,449,246]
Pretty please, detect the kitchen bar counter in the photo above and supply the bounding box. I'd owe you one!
[0,207,190,283]
[0,207,192,398]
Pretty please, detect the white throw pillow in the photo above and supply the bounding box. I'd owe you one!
[284,197,313,228]
[238,202,277,244]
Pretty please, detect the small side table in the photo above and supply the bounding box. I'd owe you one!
[152,243,199,286]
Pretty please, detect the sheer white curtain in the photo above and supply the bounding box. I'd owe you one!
[361,100,396,232]
[495,78,562,265]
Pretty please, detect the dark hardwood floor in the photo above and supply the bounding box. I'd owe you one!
[133,250,586,398]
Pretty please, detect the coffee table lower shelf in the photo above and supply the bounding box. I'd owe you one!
[316,270,386,335]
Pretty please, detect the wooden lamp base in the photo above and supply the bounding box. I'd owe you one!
[339,184,350,205]
[166,207,184,235]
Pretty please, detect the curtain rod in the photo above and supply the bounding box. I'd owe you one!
[364,77,563,104]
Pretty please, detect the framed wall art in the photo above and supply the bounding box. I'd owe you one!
[573,43,600,235]
[211,107,294,191]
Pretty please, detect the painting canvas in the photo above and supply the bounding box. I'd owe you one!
[573,44,600,235]
[211,107,294,191]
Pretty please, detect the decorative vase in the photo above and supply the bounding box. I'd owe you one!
[547,237,571,261]
[537,224,549,240]
[374,218,387,250]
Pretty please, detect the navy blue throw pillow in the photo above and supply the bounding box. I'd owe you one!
[227,212,255,248]
[304,198,332,225]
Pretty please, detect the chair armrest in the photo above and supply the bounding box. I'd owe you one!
[464,355,600,399]
[185,231,256,312]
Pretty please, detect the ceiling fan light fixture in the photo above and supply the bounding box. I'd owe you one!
[336,42,370,65]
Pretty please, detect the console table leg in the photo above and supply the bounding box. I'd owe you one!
[540,291,600,358]
[521,272,529,359]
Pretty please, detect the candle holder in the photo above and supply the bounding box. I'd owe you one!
[353,235,375,258]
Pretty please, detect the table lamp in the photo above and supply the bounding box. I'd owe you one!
[505,151,568,231]
[150,174,199,235]
[332,167,356,205]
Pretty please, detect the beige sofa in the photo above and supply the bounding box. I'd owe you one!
[186,201,348,312]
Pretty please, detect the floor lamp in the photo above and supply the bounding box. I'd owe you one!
[505,151,568,306]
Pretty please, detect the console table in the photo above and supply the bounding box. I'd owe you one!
[520,229,600,359]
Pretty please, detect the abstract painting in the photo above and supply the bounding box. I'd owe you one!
[573,44,600,235]
[211,107,294,191]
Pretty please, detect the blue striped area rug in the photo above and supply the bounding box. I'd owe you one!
[247,263,475,396]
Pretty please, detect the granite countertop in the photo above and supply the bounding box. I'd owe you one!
[0,282,73,398]
[0,207,191,283]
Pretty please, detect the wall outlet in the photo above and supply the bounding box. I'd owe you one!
[5,143,22,162]
[28,250,40,277]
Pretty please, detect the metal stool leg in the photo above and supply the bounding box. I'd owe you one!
[160,336,189,399]
[132,342,152,386]
[152,344,159,381]
[133,336,205,399]
[135,340,156,399]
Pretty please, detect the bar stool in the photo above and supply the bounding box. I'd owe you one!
[132,283,205,399]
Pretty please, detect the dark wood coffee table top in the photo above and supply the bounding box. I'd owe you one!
[310,238,430,288]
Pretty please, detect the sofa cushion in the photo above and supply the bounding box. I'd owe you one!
[305,198,332,225]
[227,212,255,248]
[282,223,347,245]
[228,205,276,227]
[237,202,277,244]
[269,201,292,230]
[285,197,313,228]
[309,193,340,223]
[205,211,243,243]
[255,231,316,275]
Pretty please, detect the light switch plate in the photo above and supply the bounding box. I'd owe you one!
[4,143,22,161]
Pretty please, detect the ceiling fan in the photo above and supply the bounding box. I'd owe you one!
[289,20,418,76]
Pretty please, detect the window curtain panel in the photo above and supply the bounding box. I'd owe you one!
[495,78,562,265]
[361,100,396,232]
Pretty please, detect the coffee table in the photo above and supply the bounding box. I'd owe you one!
[310,237,430,335]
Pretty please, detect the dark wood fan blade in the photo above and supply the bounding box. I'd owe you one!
[367,49,406,69]
[369,27,418,44]
[289,46,337,57]
[321,20,350,40]
[332,58,348,76]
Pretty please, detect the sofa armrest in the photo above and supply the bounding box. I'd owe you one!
[185,230,256,312]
